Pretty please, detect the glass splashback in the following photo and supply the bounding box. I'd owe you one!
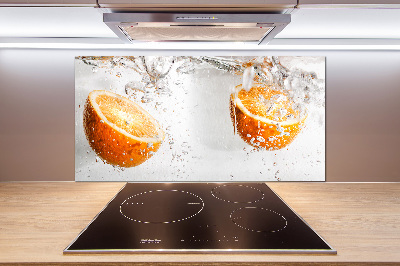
[75,56,325,181]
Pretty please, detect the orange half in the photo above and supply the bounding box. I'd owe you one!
[230,83,307,150]
[83,90,165,167]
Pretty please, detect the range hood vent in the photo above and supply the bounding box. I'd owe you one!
[104,13,290,45]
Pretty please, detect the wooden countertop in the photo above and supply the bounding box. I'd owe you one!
[0,182,399,265]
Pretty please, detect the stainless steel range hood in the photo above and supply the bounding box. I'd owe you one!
[103,13,291,45]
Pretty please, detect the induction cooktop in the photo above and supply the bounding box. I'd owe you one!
[64,183,336,254]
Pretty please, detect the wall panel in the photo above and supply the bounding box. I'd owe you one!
[0,48,399,182]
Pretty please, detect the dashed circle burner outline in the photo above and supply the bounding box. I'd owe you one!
[120,190,204,224]
[230,206,287,233]
[211,184,265,204]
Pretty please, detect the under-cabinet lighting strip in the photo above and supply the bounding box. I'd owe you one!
[0,43,400,50]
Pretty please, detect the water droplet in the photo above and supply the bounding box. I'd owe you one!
[256,136,265,142]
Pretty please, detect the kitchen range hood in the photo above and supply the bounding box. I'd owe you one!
[103,13,291,45]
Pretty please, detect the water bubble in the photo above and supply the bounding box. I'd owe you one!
[286,114,295,120]
[275,170,280,180]
[176,58,196,74]
[144,56,174,80]
[125,81,145,97]
[276,108,287,118]
[271,94,286,103]
[242,66,255,91]
[256,136,265,143]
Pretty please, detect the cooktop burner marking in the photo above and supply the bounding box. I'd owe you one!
[211,185,265,203]
[65,183,336,254]
[230,207,287,233]
[120,190,204,224]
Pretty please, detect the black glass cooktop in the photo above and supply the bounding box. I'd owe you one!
[64,183,336,254]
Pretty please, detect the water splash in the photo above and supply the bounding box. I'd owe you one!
[192,56,324,114]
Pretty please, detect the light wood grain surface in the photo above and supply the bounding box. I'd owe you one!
[0,182,399,265]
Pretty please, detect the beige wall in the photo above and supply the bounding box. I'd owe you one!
[0,48,399,182]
